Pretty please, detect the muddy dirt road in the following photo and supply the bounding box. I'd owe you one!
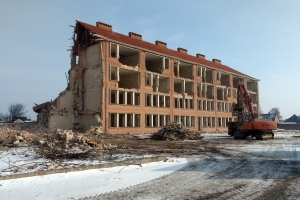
[89,134,300,200]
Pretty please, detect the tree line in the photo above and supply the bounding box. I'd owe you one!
[0,103,28,122]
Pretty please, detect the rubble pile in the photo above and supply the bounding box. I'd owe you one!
[37,128,117,160]
[0,123,45,147]
[0,123,117,160]
[151,122,202,141]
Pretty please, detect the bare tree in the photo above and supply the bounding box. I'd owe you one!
[0,112,9,121]
[269,107,282,120]
[8,103,27,122]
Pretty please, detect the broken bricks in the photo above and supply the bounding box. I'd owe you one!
[151,122,202,141]
[0,123,117,160]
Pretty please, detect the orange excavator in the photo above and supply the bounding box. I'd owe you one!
[228,78,277,140]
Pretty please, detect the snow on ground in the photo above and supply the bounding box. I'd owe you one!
[0,147,157,176]
[201,131,300,141]
[0,157,187,200]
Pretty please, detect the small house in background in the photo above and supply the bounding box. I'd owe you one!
[284,114,300,123]
[261,113,280,123]
[277,114,300,130]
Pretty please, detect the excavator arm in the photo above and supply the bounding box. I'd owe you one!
[237,78,255,119]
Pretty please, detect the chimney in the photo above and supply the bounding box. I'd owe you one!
[196,53,205,59]
[155,40,167,48]
[96,21,112,31]
[177,47,187,54]
[212,58,221,64]
[129,32,142,40]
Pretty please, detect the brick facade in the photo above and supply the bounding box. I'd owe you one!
[37,21,260,134]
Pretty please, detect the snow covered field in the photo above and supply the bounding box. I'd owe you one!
[0,157,187,199]
[0,132,300,199]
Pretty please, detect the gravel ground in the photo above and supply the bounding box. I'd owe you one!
[85,133,300,200]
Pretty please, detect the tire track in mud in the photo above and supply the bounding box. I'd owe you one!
[215,142,300,200]
[88,154,233,200]
[80,139,300,200]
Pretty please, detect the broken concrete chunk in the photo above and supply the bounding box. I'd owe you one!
[64,130,73,142]
[55,129,64,136]
[13,140,20,146]
[17,136,24,142]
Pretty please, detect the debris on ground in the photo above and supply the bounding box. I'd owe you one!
[0,123,117,160]
[151,122,202,141]
[36,128,117,160]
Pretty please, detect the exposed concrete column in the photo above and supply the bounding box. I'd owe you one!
[124,114,127,127]
[116,44,120,59]
[116,90,119,104]
[199,66,202,77]
[176,61,180,76]
[157,115,160,127]
[156,75,159,87]
[124,91,127,105]
[187,99,190,109]
[151,114,153,127]
[116,113,119,128]
[157,95,160,108]
[132,92,135,105]
[183,116,186,126]
[182,80,185,94]
[189,116,191,127]
[116,68,120,82]
[132,114,135,127]
[150,74,153,86]
[155,75,159,92]
[226,87,229,99]
[150,94,153,107]
[162,57,165,70]
[163,96,165,107]
[200,117,203,130]
[163,115,166,126]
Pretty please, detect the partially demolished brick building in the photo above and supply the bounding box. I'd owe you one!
[33,21,259,134]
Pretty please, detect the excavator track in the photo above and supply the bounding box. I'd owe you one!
[234,131,250,139]
[233,131,274,140]
[255,132,274,140]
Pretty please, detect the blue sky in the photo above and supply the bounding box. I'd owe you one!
[0,0,299,120]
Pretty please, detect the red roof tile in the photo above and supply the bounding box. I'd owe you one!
[77,21,254,79]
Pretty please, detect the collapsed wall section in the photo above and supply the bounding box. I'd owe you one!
[36,41,104,132]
